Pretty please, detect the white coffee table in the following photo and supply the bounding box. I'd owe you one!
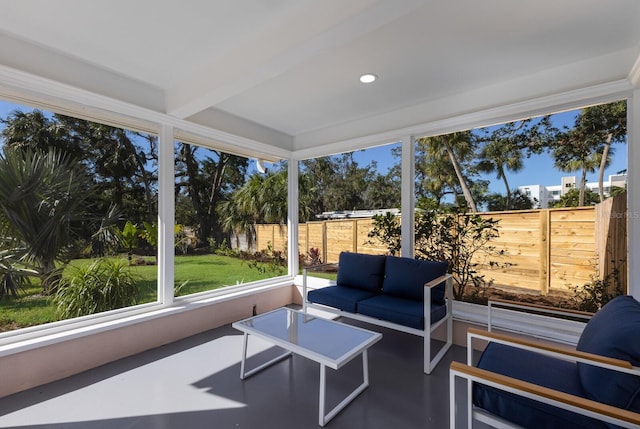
[232,307,382,426]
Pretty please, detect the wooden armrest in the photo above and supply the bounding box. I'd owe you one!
[424,273,453,288]
[489,298,593,318]
[467,327,633,370]
[450,361,640,427]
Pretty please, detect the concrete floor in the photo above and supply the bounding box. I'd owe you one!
[0,316,473,429]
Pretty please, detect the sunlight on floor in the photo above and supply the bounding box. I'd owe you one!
[0,335,278,426]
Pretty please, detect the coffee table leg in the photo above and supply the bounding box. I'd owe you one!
[319,364,327,426]
[318,349,371,426]
[239,332,293,380]
[240,332,249,379]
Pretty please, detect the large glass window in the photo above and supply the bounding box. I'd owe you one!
[0,100,158,332]
[397,101,627,310]
[173,140,289,296]
[297,143,401,276]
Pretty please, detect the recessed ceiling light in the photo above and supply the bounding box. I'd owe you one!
[359,73,377,84]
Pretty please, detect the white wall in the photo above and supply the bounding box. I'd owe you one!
[0,285,295,398]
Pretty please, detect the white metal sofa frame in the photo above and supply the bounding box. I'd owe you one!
[449,327,640,429]
[302,263,454,374]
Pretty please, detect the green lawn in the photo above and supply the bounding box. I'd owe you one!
[0,254,285,332]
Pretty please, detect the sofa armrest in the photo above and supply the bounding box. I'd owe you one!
[449,361,640,428]
[466,327,635,373]
[423,274,453,310]
[424,273,453,289]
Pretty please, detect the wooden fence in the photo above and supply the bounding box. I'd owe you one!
[255,195,627,295]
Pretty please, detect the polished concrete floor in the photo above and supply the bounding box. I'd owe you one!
[0,316,474,429]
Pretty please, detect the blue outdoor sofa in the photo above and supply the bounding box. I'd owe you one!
[450,295,640,428]
[302,251,453,374]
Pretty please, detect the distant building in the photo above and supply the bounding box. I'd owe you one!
[518,174,627,208]
[315,208,399,219]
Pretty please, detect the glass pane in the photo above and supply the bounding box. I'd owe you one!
[0,100,158,332]
[404,101,628,310]
[297,143,401,279]
[174,141,289,296]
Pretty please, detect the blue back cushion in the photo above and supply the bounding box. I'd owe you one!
[382,256,448,302]
[336,252,386,292]
[576,295,640,413]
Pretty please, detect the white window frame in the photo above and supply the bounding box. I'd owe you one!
[0,64,636,356]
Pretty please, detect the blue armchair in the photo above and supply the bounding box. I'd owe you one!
[450,295,640,428]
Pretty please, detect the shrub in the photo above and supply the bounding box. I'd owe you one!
[307,247,322,266]
[245,242,286,275]
[53,258,140,319]
[369,207,502,300]
[571,264,624,312]
[0,248,36,300]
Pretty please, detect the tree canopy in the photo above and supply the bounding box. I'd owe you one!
[0,98,628,283]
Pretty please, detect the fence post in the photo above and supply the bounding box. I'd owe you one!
[306,223,310,260]
[353,219,358,253]
[595,192,628,293]
[539,209,550,295]
[322,221,328,264]
[271,225,275,250]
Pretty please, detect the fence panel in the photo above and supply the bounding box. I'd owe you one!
[355,218,388,255]
[255,224,274,252]
[255,199,626,295]
[474,210,543,293]
[325,220,357,262]
[548,207,597,293]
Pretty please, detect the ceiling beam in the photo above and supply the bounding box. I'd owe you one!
[164,0,426,119]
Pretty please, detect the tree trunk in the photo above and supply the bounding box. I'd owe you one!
[579,168,587,207]
[598,133,613,202]
[40,261,61,295]
[499,166,511,210]
[443,137,477,212]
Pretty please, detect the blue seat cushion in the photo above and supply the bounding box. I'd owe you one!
[576,295,640,413]
[307,285,379,313]
[336,252,386,292]
[356,294,446,330]
[382,256,448,302]
[475,342,607,429]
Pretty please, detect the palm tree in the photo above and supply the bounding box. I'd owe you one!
[1,110,71,155]
[415,140,455,206]
[218,172,287,250]
[571,101,626,202]
[476,142,523,210]
[553,146,604,207]
[476,121,528,210]
[120,221,139,265]
[219,197,258,250]
[550,102,626,205]
[417,132,478,212]
[0,148,90,293]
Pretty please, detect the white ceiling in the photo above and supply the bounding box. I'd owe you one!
[0,0,639,152]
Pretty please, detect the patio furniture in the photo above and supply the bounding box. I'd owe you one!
[487,298,593,344]
[450,295,640,428]
[232,307,382,427]
[302,251,453,374]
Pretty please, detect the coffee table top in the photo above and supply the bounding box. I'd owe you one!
[233,308,382,369]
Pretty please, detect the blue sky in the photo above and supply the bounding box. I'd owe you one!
[351,109,628,194]
[0,100,31,116]
[0,100,628,195]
